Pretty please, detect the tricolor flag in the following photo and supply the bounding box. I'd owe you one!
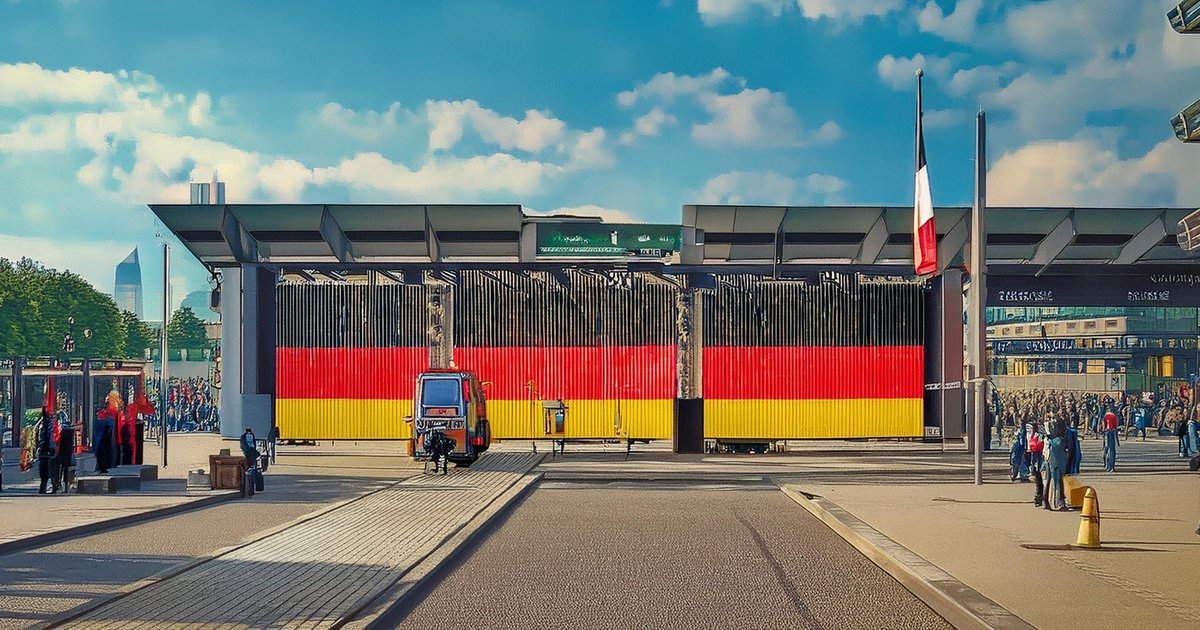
[914,70,936,276]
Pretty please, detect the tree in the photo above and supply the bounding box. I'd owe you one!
[0,257,126,358]
[121,310,156,359]
[167,306,210,350]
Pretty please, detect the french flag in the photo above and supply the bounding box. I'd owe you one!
[914,70,936,276]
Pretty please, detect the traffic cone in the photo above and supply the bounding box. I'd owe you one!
[1075,487,1100,548]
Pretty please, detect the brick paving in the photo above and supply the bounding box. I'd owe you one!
[59,453,541,629]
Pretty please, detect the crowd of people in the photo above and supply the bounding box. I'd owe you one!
[990,384,1197,508]
[146,376,219,433]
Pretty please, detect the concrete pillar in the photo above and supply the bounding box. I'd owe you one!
[673,282,704,453]
[218,265,275,439]
[426,279,454,369]
[924,270,968,443]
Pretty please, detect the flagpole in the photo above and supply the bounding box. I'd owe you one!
[970,111,988,485]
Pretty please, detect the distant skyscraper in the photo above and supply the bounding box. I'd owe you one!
[190,172,226,204]
[114,247,144,318]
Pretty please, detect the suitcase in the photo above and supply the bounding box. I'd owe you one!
[254,468,264,492]
[243,468,255,497]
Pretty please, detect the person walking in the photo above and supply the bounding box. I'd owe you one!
[1188,409,1200,461]
[93,407,116,475]
[55,415,75,492]
[1047,417,1068,511]
[1067,422,1082,476]
[1009,420,1027,482]
[1134,405,1148,442]
[1029,424,1045,507]
[1180,407,1194,457]
[1102,409,1119,473]
[35,408,59,494]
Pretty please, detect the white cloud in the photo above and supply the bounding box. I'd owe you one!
[696,0,789,24]
[620,108,677,144]
[188,92,212,126]
[916,0,982,44]
[623,69,838,148]
[528,204,643,223]
[989,136,1193,208]
[922,108,967,129]
[1003,0,1143,62]
[0,114,72,152]
[0,63,132,106]
[617,68,734,107]
[697,0,902,24]
[566,128,615,168]
[697,170,846,205]
[313,152,559,199]
[797,0,903,22]
[0,232,130,292]
[426,99,568,154]
[877,54,955,91]
[315,101,414,143]
[944,62,1019,98]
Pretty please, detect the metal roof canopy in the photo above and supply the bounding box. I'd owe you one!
[151,203,1199,276]
[150,203,524,267]
[683,205,1198,272]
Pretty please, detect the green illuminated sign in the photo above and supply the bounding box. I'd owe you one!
[536,223,681,258]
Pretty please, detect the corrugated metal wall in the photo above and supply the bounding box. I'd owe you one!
[702,277,925,439]
[274,271,925,442]
[275,280,426,440]
[453,270,677,440]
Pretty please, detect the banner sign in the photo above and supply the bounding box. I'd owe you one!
[536,223,681,258]
[989,273,1200,307]
[990,339,1078,354]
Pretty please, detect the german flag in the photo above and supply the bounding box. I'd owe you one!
[702,278,925,439]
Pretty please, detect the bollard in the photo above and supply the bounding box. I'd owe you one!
[1075,487,1100,548]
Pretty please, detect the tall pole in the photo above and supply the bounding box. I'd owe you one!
[161,243,170,468]
[970,111,988,485]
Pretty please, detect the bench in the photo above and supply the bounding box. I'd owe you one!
[1063,475,1089,508]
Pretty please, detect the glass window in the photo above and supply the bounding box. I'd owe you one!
[420,378,462,408]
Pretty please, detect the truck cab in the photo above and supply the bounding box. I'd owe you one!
[407,370,491,466]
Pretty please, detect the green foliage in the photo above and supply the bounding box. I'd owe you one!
[121,309,156,359]
[0,257,128,359]
[167,306,211,350]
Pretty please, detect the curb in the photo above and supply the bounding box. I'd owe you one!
[0,490,241,557]
[777,484,1034,630]
[339,471,544,630]
[37,479,404,630]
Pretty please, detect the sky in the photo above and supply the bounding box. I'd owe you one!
[2,0,1199,320]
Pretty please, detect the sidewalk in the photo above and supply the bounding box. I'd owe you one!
[0,434,241,554]
[800,437,1200,630]
[53,452,542,629]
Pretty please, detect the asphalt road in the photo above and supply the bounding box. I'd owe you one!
[399,480,952,630]
[0,451,415,630]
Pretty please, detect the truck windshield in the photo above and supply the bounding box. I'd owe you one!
[421,378,462,408]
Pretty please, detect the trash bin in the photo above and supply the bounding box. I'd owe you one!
[209,449,247,490]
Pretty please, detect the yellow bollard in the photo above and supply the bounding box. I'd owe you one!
[1075,487,1101,548]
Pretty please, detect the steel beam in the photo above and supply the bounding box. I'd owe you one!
[319,205,355,263]
[220,206,260,263]
[855,210,888,265]
[1115,213,1167,264]
[1032,212,1076,276]
[936,215,969,274]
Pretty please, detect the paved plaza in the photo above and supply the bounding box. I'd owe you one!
[400,479,952,630]
[0,436,1196,629]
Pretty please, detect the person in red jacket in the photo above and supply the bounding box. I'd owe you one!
[1102,410,1119,472]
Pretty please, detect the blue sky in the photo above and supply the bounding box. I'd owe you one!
[2,0,1199,319]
